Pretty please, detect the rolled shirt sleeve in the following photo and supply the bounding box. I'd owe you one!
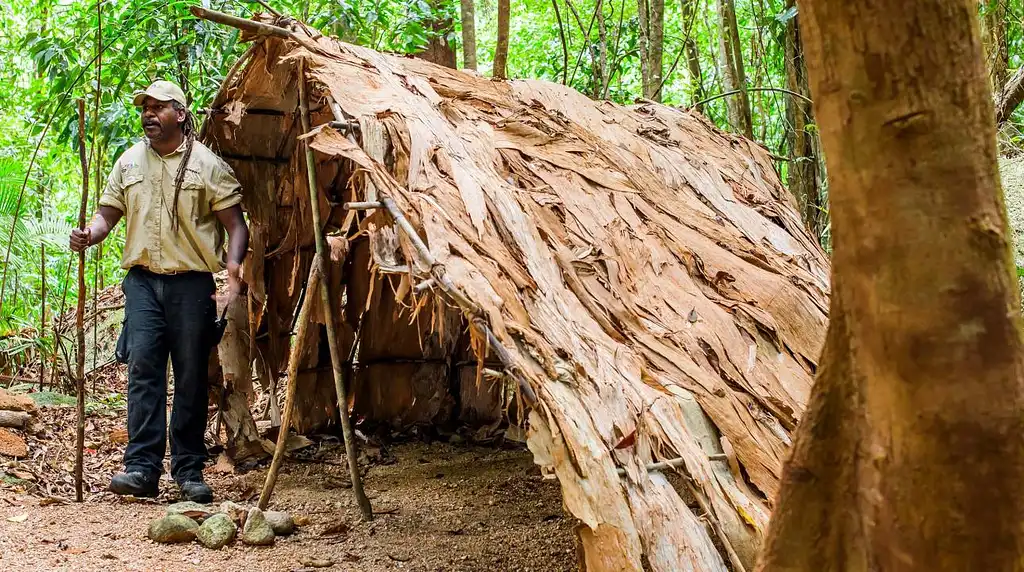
[97,160,126,212]
[209,157,243,212]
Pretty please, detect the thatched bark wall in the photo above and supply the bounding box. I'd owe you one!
[202,15,829,571]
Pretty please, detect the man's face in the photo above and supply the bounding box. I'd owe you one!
[140,97,185,142]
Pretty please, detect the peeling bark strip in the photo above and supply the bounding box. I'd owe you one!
[199,12,830,570]
[759,1,1024,571]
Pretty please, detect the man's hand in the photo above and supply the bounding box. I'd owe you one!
[225,261,244,306]
[69,228,91,252]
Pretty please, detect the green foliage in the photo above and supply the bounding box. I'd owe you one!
[0,0,1020,368]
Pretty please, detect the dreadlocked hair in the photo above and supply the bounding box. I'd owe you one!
[171,101,197,231]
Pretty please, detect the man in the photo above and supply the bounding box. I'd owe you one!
[69,80,249,503]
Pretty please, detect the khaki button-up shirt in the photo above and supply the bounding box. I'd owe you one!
[99,139,242,274]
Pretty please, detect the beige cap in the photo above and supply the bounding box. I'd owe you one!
[132,80,187,107]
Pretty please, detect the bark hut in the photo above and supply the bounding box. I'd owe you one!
[198,11,830,571]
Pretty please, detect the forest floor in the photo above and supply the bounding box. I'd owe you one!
[0,439,576,572]
[0,356,576,571]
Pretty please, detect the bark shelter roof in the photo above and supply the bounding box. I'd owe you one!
[202,14,830,572]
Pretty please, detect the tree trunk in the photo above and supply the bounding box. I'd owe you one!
[757,1,1024,570]
[596,0,608,98]
[417,6,457,69]
[459,0,478,70]
[980,0,1008,92]
[637,0,665,101]
[716,0,752,137]
[493,0,511,79]
[783,0,823,240]
[682,0,704,112]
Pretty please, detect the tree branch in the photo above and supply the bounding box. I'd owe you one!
[688,86,813,110]
[995,66,1024,125]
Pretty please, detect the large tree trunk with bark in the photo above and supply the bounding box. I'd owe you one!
[757,1,1024,570]
[459,0,478,70]
[637,0,665,101]
[716,0,752,137]
[783,1,824,241]
[493,0,511,79]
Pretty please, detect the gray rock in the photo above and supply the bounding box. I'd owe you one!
[196,513,237,549]
[264,511,295,536]
[241,507,275,546]
[166,501,215,523]
[147,514,199,543]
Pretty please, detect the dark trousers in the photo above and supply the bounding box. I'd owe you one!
[120,266,215,482]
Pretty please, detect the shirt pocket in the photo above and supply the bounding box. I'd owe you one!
[122,168,145,213]
[180,169,208,220]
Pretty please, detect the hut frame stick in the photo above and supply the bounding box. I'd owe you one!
[258,258,323,510]
[298,59,373,520]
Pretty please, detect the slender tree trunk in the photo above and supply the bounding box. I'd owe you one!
[757,1,1024,570]
[493,0,511,79]
[683,0,704,112]
[783,0,822,239]
[596,0,608,98]
[980,0,1009,92]
[717,0,752,137]
[459,0,478,70]
[636,0,664,100]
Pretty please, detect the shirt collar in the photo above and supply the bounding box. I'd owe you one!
[144,136,188,157]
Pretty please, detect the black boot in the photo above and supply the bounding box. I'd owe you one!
[108,471,159,497]
[178,479,213,503]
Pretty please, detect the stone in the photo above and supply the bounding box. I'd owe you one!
[0,428,27,458]
[147,514,199,543]
[196,513,237,549]
[241,508,275,546]
[264,511,295,536]
[220,500,248,527]
[0,388,36,414]
[167,501,215,523]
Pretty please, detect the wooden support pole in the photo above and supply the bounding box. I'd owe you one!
[298,59,373,521]
[189,6,293,39]
[258,259,322,510]
[343,201,382,210]
[614,453,727,477]
[74,99,89,503]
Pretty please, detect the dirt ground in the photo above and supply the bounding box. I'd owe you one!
[0,442,577,572]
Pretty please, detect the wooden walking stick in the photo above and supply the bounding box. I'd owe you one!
[258,260,322,510]
[298,59,373,520]
[74,99,89,502]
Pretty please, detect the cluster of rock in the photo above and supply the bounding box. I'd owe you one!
[148,501,296,549]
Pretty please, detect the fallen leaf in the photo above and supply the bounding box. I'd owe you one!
[7,513,28,522]
[212,453,235,474]
[107,429,129,445]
